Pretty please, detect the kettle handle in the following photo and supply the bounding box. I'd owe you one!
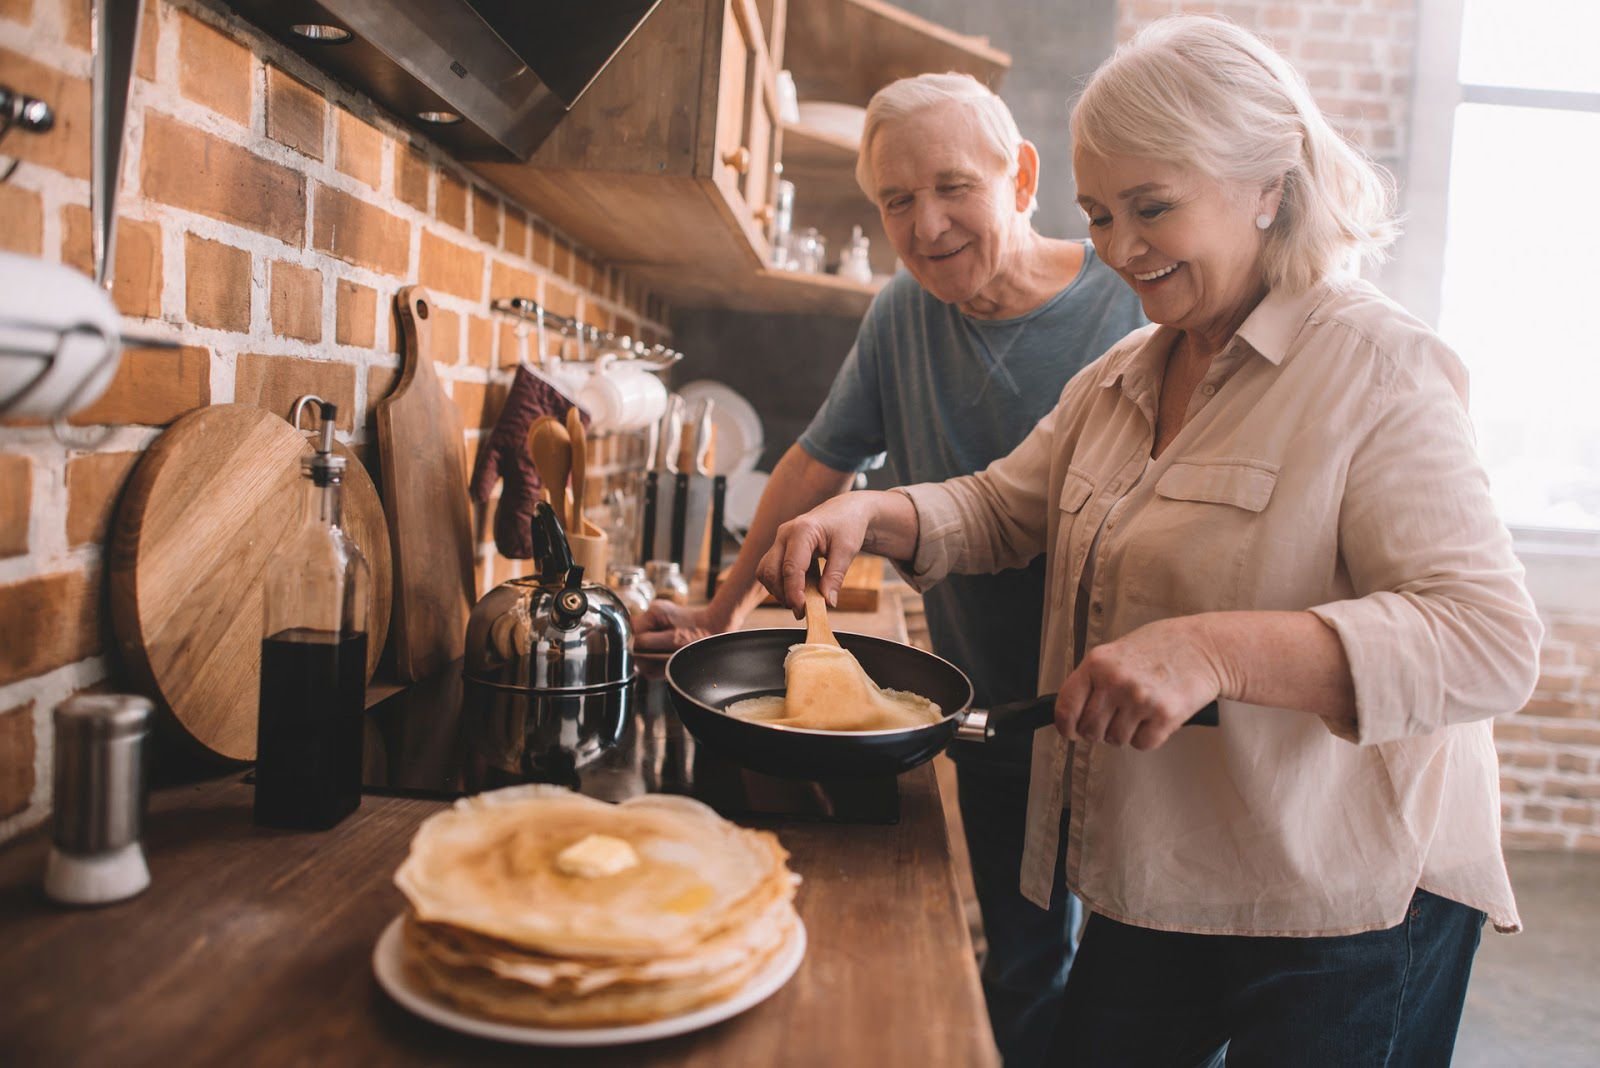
[531,500,575,583]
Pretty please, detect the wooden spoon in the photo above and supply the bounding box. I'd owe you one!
[566,406,587,534]
[803,571,839,647]
[527,415,571,520]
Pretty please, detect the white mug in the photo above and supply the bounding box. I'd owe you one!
[0,252,123,419]
[578,358,668,432]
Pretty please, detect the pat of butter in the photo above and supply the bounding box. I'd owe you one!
[555,834,639,878]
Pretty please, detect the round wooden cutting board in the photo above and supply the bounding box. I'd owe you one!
[110,405,391,763]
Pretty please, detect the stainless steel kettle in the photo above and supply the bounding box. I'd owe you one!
[460,502,636,786]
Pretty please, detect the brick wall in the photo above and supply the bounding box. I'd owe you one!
[1116,0,1416,182]
[1498,616,1600,852]
[0,0,669,841]
[1117,1,1600,853]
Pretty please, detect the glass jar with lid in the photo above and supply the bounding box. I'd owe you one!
[644,560,690,605]
[607,565,656,615]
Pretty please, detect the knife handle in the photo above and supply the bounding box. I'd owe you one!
[707,475,727,599]
[670,472,690,565]
[984,696,1220,740]
[640,472,658,563]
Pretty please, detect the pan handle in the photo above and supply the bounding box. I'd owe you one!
[977,695,1220,742]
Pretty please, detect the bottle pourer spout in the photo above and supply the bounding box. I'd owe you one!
[317,403,337,456]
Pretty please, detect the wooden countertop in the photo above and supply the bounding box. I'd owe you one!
[0,589,996,1067]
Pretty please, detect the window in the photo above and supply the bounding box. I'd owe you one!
[1397,0,1600,534]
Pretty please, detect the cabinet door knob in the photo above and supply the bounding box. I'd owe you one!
[722,146,752,174]
[752,204,775,225]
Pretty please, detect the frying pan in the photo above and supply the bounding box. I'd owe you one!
[665,629,1218,780]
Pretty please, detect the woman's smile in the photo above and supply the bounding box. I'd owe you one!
[1132,263,1180,283]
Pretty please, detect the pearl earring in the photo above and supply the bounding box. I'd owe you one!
[1255,213,1273,230]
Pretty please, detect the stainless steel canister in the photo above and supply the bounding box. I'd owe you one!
[44,694,152,905]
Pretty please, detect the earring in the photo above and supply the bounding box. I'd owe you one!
[1255,213,1273,230]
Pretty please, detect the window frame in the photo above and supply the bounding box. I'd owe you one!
[1393,0,1600,590]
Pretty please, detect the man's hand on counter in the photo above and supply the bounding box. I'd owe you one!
[632,599,734,652]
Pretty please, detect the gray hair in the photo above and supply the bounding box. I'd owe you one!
[855,72,1037,217]
[1071,16,1397,292]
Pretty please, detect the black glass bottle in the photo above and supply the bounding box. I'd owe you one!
[254,402,370,829]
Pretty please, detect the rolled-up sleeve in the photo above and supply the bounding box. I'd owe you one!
[1308,339,1542,746]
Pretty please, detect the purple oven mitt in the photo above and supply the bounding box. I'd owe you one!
[470,364,588,559]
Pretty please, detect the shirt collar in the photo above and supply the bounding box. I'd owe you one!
[1101,279,1336,404]
[1100,325,1174,422]
[1233,280,1332,366]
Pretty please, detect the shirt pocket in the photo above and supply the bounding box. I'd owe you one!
[1053,467,1096,606]
[1122,459,1280,613]
[1154,460,1278,512]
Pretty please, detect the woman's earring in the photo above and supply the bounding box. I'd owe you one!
[1255,213,1274,230]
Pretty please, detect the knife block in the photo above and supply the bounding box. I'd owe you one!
[678,425,718,590]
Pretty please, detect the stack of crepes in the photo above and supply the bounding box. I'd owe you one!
[392,785,801,1028]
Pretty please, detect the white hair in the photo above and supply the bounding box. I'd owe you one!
[855,72,1037,217]
[1071,16,1398,293]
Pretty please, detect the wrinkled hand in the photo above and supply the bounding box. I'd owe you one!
[631,600,728,653]
[1056,617,1223,751]
[756,495,876,617]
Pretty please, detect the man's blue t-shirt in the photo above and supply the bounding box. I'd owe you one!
[798,242,1147,709]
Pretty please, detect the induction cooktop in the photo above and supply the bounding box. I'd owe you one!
[360,659,900,824]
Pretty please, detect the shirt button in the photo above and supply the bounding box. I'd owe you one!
[1091,601,1103,615]
[1201,384,1216,396]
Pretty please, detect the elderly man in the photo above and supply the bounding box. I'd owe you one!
[634,73,1145,1065]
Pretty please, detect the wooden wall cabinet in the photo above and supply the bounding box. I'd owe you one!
[473,0,779,294]
[470,0,1009,318]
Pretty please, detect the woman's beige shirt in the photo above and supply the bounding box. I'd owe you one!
[898,277,1540,936]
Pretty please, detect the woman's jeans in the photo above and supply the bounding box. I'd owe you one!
[1051,888,1486,1067]
[953,745,1082,1067]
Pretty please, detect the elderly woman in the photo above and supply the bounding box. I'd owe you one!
[638,72,1146,1065]
[758,16,1541,1065]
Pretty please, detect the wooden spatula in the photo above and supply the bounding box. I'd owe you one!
[804,572,839,647]
[566,406,587,534]
[528,415,571,521]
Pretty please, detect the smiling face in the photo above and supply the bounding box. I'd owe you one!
[867,102,1034,308]
[1072,149,1281,348]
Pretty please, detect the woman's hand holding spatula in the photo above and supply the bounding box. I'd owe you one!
[757,490,920,617]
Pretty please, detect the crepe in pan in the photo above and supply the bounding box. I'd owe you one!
[726,642,943,732]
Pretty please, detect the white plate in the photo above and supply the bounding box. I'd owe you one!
[794,101,867,145]
[372,914,806,1047]
[677,380,765,476]
[724,469,770,535]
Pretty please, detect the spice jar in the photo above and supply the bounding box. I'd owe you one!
[44,694,153,906]
[645,560,690,605]
[607,565,656,615]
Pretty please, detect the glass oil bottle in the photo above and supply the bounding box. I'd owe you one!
[254,402,370,829]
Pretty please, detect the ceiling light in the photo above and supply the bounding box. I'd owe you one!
[290,23,352,43]
[417,110,462,125]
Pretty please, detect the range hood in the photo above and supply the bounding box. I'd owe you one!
[231,0,663,160]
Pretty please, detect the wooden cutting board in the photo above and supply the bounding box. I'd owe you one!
[377,286,476,682]
[747,553,884,613]
[109,405,392,763]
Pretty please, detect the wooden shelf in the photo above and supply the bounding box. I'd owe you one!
[748,269,885,315]
[780,119,859,174]
[630,262,885,317]
[785,0,1011,105]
